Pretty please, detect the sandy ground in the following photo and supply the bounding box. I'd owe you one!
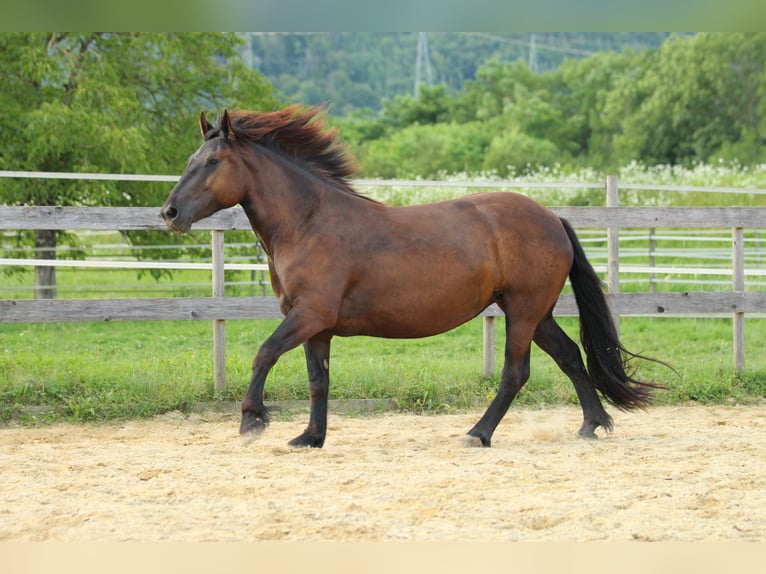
[1,404,765,542]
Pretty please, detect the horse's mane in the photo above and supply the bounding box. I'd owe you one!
[208,105,377,202]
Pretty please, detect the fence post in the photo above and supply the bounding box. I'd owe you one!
[482,316,495,377]
[212,230,227,394]
[732,227,745,372]
[648,227,656,293]
[606,174,620,335]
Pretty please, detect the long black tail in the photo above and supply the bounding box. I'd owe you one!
[560,218,665,410]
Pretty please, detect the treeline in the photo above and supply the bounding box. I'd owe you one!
[328,33,766,178]
[248,32,671,115]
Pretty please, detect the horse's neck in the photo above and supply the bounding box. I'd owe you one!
[240,146,376,256]
[239,162,325,256]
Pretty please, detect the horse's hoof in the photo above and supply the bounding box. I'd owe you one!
[287,432,325,448]
[462,434,489,448]
[239,411,267,443]
[240,428,263,445]
[577,427,600,440]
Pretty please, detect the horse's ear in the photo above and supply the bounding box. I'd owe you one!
[221,109,236,141]
[199,111,212,138]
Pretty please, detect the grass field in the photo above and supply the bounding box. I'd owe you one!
[1,314,765,424]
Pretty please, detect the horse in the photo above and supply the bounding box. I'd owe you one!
[161,105,664,448]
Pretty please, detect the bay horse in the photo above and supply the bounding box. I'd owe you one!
[161,105,663,448]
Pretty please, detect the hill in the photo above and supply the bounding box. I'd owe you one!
[242,32,674,114]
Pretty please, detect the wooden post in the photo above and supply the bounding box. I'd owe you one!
[482,316,495,377]
[732,227,745,372]
[648,227,656,293]
[212,230,227,394]
[34,229,57,300]
[606,174,620,335]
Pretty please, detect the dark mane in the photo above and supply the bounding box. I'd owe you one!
[209,105,375,201]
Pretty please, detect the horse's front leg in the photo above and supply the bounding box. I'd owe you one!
[288,334,333,448]
[240,310,328,441]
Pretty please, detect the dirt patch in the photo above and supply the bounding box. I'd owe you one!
[1,405,765,541]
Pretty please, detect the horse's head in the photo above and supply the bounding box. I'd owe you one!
[161,109,249,233]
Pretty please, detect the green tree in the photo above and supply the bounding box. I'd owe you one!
[604,33,766,166]
[482,129,561,177]
[0,32,278,298]
[381,84,451,128]
[343,33,766,179]
[362,60,572,177]
[556,49,640,169]
[480,81,575,174]
[357,121,490,178]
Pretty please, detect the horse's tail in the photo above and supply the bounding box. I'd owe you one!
[560,217,666,410]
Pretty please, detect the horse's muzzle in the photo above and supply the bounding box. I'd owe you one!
[160,204,189,233]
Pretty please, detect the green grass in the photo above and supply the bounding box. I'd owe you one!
[1,315,764,425]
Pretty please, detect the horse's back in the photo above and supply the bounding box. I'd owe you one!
[385,192,573,279]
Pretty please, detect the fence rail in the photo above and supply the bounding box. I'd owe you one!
[3,204,766,230]
[2,179,766,390]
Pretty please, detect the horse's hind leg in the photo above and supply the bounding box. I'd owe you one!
[466,316,536,447]
[288,334,332,448]
[533,315,613,438]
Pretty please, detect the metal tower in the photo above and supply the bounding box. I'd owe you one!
[414,32,433,97]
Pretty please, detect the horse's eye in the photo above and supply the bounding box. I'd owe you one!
[207,158,219,167]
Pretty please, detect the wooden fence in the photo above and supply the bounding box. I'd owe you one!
[2,187,766,391]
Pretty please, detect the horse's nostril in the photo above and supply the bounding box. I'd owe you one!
[164,206,178,220]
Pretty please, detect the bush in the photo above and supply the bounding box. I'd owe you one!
[358,121,490,178]
[483,129,562,176]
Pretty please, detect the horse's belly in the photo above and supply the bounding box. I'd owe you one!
[334,284,490,339]
[336,311,483,339]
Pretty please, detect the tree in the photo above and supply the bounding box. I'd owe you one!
[364,60,573,177]
[556,49,640,169]
[344,33,766,179]
[604,33,766,166]
[357,121,490,178]
[0,33,279,298]
[380,84,451,128]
